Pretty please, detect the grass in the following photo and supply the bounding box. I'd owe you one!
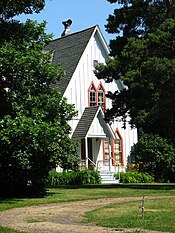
[84,197,175,232]
[0,184,175,211]
[0,227,26,233]
[0,183,175,233]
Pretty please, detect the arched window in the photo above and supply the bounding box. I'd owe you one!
[113,139,122,163]
[112,129,124,165]
[103,139,109,161]
[97,83,106,112]
[88,82,106,110]
[89,83,97,107]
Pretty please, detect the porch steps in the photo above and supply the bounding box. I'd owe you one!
[100,170,119,184]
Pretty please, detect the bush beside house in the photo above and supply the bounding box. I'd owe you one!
[115,171,154,183]
[46,169,101,185]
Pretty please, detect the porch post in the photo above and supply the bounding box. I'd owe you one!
[85,136,88,169]
[109,138,112,172]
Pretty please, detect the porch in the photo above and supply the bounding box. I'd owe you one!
[71,106,124,183]
[79,158,123,173]
[79,157,124,184]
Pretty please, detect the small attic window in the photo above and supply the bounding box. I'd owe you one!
[93,60,98,68]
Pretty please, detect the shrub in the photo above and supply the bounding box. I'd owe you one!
[115,171,154,183]
[130,133,175,182]
[46,169,101,185]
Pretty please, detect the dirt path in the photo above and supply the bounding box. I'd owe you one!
[0,196,174,233]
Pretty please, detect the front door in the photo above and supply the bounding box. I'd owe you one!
[81,138,93,166]
[87,138,93,162]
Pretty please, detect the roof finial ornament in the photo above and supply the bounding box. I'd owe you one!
[61,19,72,37]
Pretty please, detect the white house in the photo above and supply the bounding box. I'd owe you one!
[45,20,137,179]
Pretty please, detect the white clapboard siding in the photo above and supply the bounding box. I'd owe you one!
[45,24,137,170]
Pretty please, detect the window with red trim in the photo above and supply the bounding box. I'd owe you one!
[88,82,106,111]
[98,86,105,111]
[89,85,96,107]
[113,139,122,164]
[97,83,106,112]
[112,129,124,165]
[104,139,109,160]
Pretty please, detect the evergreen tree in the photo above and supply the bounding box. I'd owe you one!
[95,0,175,144]
[106,0,175,55]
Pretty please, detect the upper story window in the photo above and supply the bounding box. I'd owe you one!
[88,82,106,111]
[97,84,105,112]
[89,84,97,107]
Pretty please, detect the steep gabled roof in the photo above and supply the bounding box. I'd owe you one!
[72,106,99,139]
[44,26,96,94]
[72,106,115,139]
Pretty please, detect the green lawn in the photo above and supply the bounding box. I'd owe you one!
[0,184,175,233]
[84,197,175,232]
[0,227,26,233]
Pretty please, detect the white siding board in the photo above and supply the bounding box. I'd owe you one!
[87,117,106,138]
[63,26,137,167]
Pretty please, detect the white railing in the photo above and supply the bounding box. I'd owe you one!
[111,157,120,180]
[79,158,97,170]
[97,160,109,170]
[88,157,97,170]
[111,157,120,166]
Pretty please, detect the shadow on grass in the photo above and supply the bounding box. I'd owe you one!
[1,183,174,200]
[47,183,175,190]
[0,198,23,204]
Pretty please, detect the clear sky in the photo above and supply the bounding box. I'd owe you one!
[16,0,117,44]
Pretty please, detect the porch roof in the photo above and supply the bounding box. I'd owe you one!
[72,106,115,140]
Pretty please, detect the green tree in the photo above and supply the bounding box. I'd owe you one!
[95,1,175,144]
[0,0,46,43]
[106,0,175,55]
[96,18,175,144]
[95,1,175,178]
[0,1,78,197]
[130,133,175,182]
[0,0,45,19]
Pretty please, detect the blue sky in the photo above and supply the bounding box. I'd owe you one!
[16,0,117,44]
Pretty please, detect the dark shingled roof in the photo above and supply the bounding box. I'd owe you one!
[44,26,96,95]
[72,106,100,139]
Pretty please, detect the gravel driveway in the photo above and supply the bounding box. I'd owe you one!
[0,196,174,233]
